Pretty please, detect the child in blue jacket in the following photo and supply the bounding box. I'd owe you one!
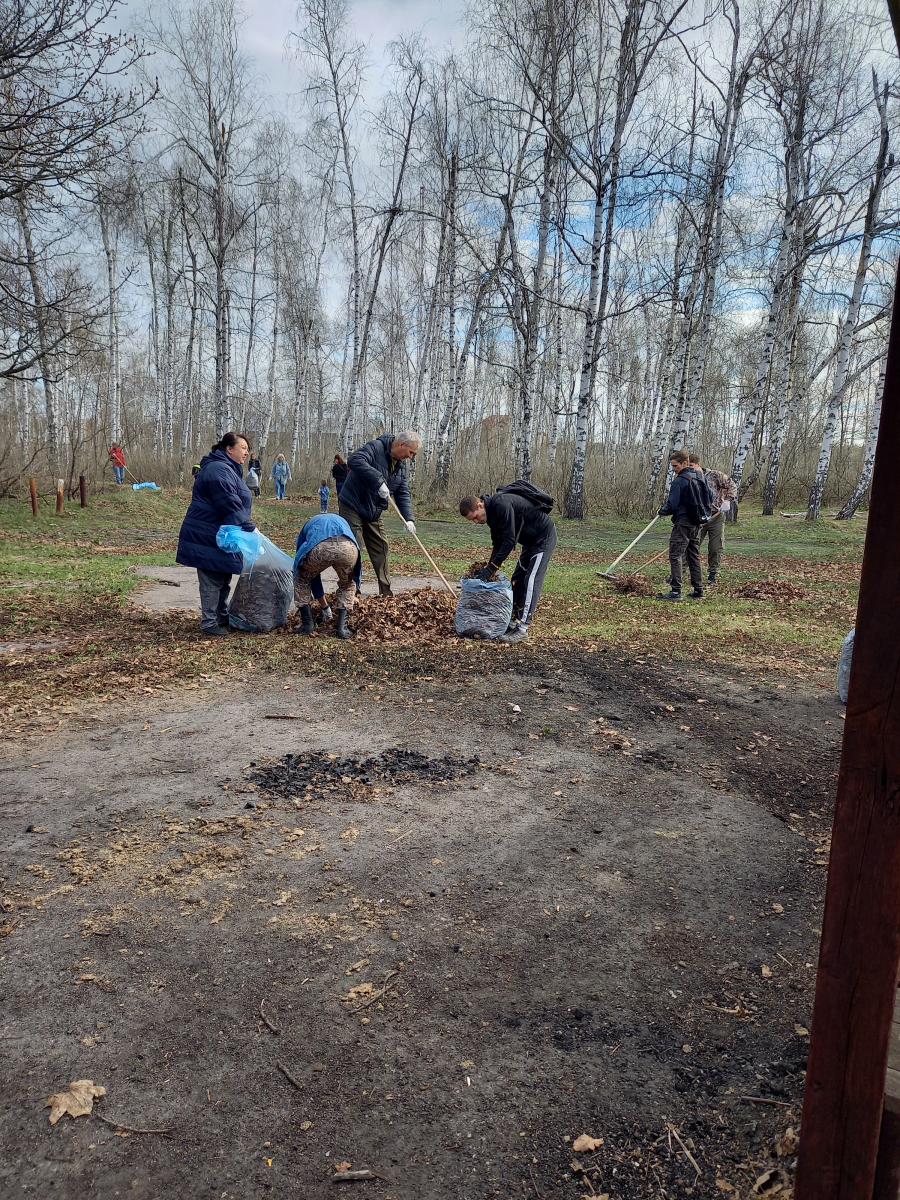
[319,481,330,513]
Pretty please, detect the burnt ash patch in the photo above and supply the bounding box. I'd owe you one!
[248,747,481,803]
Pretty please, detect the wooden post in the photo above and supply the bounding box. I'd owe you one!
[79,475,88,508]
[55,478,64,515]
[794,260,900,1199]
[29,477,38,518]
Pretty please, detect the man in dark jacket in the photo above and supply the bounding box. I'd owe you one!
[459,485,557,644]
[338,431,420,596]
[176,432,256,635]
[656,450,709,602]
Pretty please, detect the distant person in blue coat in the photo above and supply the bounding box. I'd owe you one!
[338,431,419,596]
[292,513,362,640]
[318,480,330,513]
[271,454,292,500]
[176,431,256,637]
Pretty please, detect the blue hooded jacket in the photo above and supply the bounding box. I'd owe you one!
[176,449,255,574]
[293,514,362,601]
[339,433,414,523]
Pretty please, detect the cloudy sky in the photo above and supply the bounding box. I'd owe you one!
[240,0,467,108]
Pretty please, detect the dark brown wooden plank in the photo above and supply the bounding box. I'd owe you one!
[794,262,900,1200]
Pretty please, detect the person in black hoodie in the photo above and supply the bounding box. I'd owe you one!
[459,484,557,644]
[656,450,708,602]
[338,431,419,596]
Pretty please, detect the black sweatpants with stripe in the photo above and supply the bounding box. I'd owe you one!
[511,525,557,627]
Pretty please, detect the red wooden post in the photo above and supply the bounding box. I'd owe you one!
[79,474,88,508]
[794,262,900,1198]
[29,477,38,518]
[55,478,64,515]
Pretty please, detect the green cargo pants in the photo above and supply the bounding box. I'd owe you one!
[339,501,392,595]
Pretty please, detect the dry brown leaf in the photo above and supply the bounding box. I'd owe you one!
[342,982,376,1003]
[761,964,774,979]
[716,1182,736,1194]
[776,1126,799,1157]
[751,1166,790,1196]
[335,1161,352,1172]
[45,1079,106,1124]
[572,1133,604,1153]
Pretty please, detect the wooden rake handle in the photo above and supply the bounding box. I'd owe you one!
[387,495,456,597]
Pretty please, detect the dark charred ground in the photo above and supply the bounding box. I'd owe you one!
[0,647,838,1199]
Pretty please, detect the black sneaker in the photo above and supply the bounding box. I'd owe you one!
[202,625,229,637]
[707,574,718,586]
[689,589,705,600]
[656,591,683,602]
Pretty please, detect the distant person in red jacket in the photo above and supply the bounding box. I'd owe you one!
[109,444,127,485]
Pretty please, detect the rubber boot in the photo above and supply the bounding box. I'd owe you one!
[334,609,354,640]
[294,605,315,635]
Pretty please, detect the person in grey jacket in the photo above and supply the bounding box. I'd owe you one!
[338,431,420,596]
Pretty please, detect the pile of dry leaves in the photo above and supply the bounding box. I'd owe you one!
[343,588,457,645]
[732,580,808,603]
[607,572,655,596]
[463,561,497,580]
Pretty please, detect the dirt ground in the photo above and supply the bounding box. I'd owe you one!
[0,645,840,1199]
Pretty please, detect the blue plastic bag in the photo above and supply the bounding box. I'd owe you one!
[216,526,294,632]
[132,482,161,492]
[454,576,514,640]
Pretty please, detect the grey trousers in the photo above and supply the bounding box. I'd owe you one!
[669,522,702,593]
[699,514,725,577]
[197,569,232,631]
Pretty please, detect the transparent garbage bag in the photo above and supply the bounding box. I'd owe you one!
[837,627,855,704]
[454,575,514,640]
[216,525,294,633]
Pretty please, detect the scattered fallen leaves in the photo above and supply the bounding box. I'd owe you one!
[733,581,807,603]
[776,1127,799,1157]
[45,1079,106,1124]
[751,1166,792,1196]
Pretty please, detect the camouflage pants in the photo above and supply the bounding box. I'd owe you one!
[294,537,358,611]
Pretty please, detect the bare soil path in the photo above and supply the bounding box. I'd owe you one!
[0,650,839,1199]
[133,566,445,615]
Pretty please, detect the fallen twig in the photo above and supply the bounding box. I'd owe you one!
[331,1169,385,1183]
[260,998,280,1034]
[95,1113,172,1136]
[349,971,399,1014]
[740,1095,792,1108]
[666,1124,701,1179]
[264,714,303,721]
[386,829,413,847]
[277,1062,304,1091]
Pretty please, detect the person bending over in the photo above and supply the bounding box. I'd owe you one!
[459,482,557,644]
[292,513,362,640]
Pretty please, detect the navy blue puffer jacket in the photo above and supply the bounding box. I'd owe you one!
[339,434,413,523]
[176,449,255,574]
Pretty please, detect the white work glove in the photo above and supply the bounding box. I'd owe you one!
[377,483,390,500]
[405,520,416,535]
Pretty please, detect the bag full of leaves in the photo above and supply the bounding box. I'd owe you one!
[216,525,294,633]
[837,627,855,704]
[454,575,514,640]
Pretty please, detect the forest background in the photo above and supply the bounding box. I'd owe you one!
[2,0,898,519]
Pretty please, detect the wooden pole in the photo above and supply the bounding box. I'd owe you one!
[79,475,88,508]
[387,495,456,596]
[55,478,64,515]
[794,261,900,1199]
[600,514,660,577]
[29,477,38,518]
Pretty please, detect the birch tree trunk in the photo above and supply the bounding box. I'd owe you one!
[806,77,890,520]
[16,195,59,469]
[836,354,885,519]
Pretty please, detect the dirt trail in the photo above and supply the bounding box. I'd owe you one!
[133,566,447,614]
[0,651,840,1199]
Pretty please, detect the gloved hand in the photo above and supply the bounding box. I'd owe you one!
[476,566,495,582]
[657,508,666,518]
[405,520,416,535]
[241,522,257,532]
[377,482,390,501]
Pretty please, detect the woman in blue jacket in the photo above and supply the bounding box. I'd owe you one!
[176,432,256,636]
